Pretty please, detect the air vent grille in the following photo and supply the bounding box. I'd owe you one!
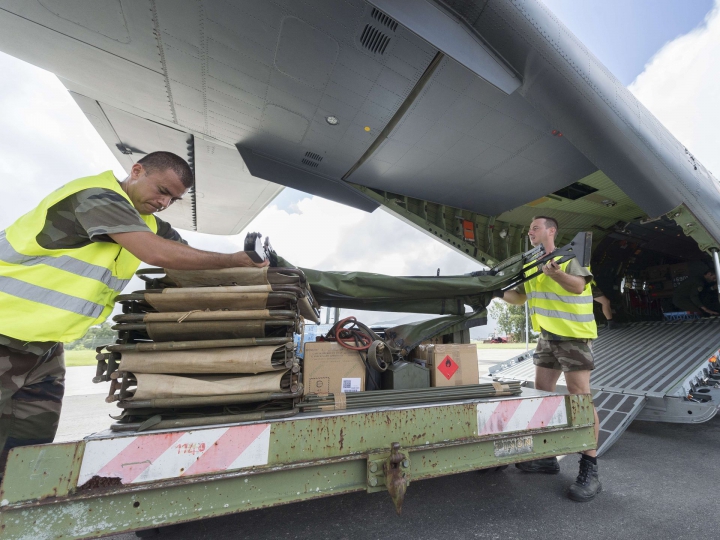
[371,8,398,31]
[360,24,391,55]
[304,151,323,162]
[301,158,320,168]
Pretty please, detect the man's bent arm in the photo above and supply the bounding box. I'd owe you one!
[501,289,527,305]
[110,231,265,269]
[546,269,587,294]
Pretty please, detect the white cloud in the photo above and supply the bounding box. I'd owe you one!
[628,1,720,176]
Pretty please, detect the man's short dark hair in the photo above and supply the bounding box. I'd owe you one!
[137,151,194,189]
[533,215,559,234]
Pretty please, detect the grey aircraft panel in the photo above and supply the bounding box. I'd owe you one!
[1,0,720,246]
[69,92,136,174]
[348,54,598,215]
[238,147,379,213]
[366,0,520,94]
[70,91,283,235]
[0,2,173,123]
[70,96,197,231]
[194,140,284,235]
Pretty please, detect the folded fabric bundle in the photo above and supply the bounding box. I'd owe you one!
[127,369,291,400]
[118,344,294,374]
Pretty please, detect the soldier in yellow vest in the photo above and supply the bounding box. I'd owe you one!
[497,216,601,502]
[0,151,267,474]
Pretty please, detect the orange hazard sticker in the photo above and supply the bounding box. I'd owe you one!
[438,355,459,380]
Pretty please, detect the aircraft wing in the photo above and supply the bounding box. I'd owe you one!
[1,0,718,250]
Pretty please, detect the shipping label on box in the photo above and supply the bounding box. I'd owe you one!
[341,377,362,393]
[303,342,366,397]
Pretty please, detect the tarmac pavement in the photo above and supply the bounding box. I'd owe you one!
[56,366,117,442]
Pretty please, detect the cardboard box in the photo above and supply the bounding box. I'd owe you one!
[303,341,366,397]
[411,344,480,387]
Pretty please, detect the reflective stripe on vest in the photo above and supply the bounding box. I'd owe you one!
[0,231,130,293]
[529,306,595,323]
[0,275,104,318]
[526,291,593,305]
[0,171,157,342]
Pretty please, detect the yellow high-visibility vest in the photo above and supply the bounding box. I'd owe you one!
[0,171,156,342]
[523,258,597,339]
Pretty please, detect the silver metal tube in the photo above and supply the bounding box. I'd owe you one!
[712,249,720,303]
[525,235,530,352]
[525,301,529,352]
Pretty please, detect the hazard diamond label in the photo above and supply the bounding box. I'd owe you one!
[438,355,459,380]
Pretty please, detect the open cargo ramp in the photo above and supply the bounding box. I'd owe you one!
[490,318,720,455]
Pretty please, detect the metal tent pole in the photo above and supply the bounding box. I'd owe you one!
[712,249,720,304]
[525,236,530,351]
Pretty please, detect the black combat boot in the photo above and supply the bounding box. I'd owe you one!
[515,456,560,474]
[568,456,602,502]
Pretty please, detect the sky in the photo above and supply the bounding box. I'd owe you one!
[0,1,718,333]
[543,0,714,85]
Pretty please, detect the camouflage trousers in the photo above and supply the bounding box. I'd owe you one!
[533,338,595,372]
[0,343,65,472]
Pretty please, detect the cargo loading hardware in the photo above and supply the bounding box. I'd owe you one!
[0,257,598,538]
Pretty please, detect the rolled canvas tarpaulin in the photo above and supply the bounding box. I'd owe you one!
[145,320,269,341]
[139,310,274,322]
[164,267,271,287]
[129,370,289,400]
[162,285,273,294]
[163,267,310,287]
[118,345,289,374]
[144,290,272,312]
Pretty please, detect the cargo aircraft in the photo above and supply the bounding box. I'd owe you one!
[2,0,719,453]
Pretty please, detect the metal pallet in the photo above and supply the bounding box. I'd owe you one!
[593,391,646,456]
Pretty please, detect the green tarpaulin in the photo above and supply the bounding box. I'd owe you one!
[275,255,528,352]
[294,259,525,315]
[384,311,489,355]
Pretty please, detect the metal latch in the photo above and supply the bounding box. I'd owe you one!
[367,442,410,514]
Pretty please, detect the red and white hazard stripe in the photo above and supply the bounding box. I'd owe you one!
[78,424,271,486]
[476,396,567,436]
